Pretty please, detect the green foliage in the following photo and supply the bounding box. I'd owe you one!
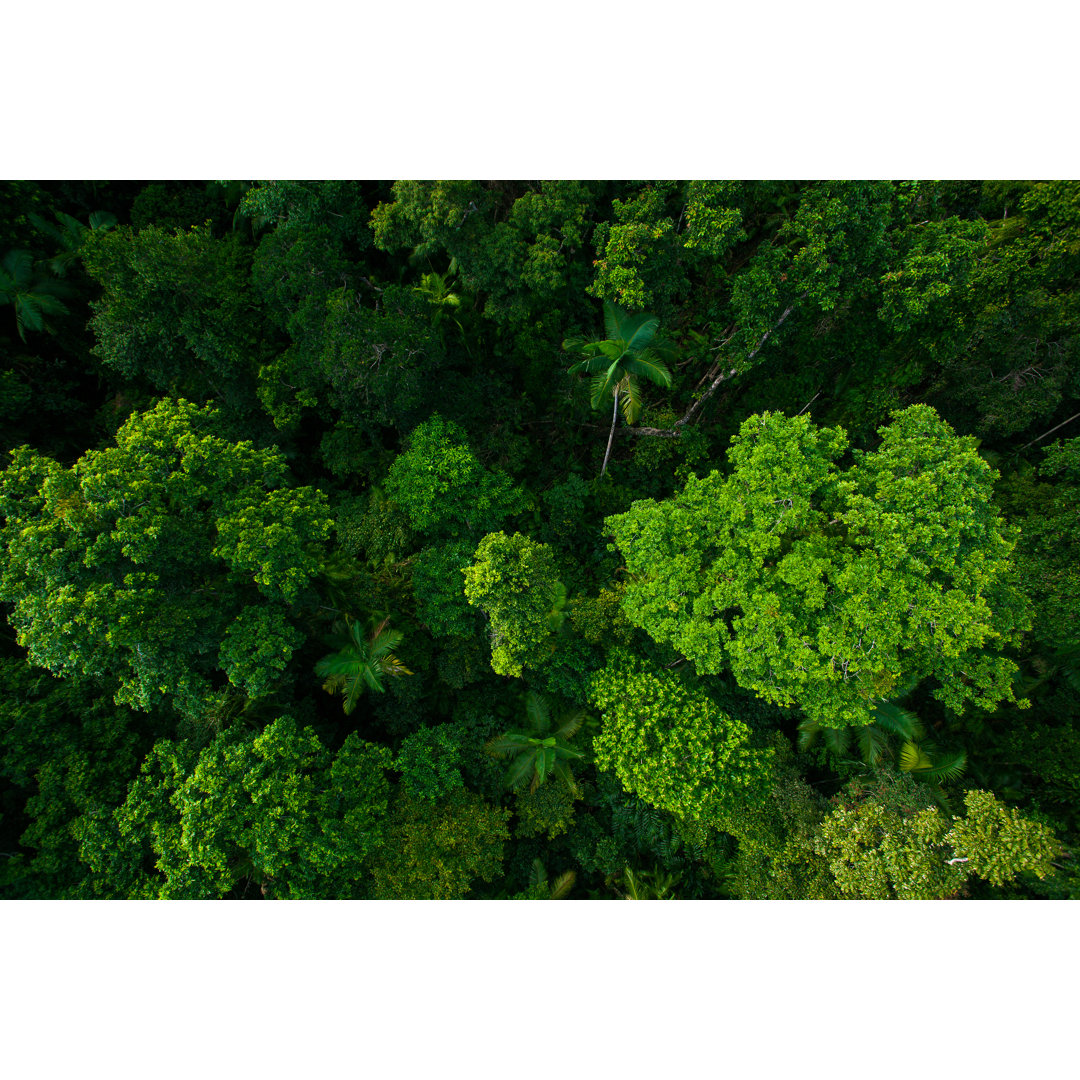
[315,616,412,714]
[218,606,305,700]
[0,249,73,341]
[0,398,331,720]
[0,658,146,898]
[82,225,264,412]
[4,178,1079,902]
[588,651,774,827]
[411,541,479,638]
[815,774,1059,899]
[588,183,686,311]
[607,405,1030,727]
[76,716,393,899]
[394,725,466,803]
[463,531,563,677]
[486,690,586,794]
[513,781,581,840]
[369,790,511,900]
[385,415,525,538]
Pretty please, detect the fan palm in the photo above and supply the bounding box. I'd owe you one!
[563,300,676,477]
[486,691,586,794]
[315,615,412,714]
[798,677,967,783]
[0,250,74,342]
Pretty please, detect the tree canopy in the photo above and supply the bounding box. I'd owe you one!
[2,178,1077,903]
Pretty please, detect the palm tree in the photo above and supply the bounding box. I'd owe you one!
[527,859,576,899]
[798,678,967,784]
[486,691,586,794]
[0,250,74,342]
[28,209,116,277]
[315,615,412,715]
[564,300,676,477]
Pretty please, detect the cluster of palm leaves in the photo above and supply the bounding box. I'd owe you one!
[563,301,676,476]
[527,859,576,899]
[486,691,586,794]
[798,679,967,784]
[315,615,412,715]
[1,209,115,342]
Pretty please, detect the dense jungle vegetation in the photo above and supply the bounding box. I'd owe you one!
[1,178,1078,900]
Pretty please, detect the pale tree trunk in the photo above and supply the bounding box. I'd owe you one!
[630,293,806,438]
[600,388,620,478]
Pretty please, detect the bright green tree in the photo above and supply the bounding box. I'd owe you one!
[606,405,1030,727]
[384,415,524,538]
[814,775,1060,899]
[0,398,332,720]
[587,652,774,827]
[75,716,393,899]
[463,531,564,677]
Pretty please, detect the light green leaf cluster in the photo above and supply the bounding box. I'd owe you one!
[947,789,1059,886]
[384,415,524,538]
[463,531,562,678]
[607,405,1029,727]
[587,652,774,827]
[87,717,393,899]
[815,779,1059,899]
[0,398,331,719]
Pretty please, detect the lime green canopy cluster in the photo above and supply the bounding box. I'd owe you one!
[74,716,393,899]
[0,398,333,719]
[606,405,1030,727]
[463,531,563,678]
[588,652,774,826]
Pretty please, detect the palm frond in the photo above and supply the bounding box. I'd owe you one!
[549,870,576,899]
[602,300,624,342]
[899,741,934,772]
[1,250,33,287]
[88,210,117,231]
[590,368,620,410]
[872,701,923,740]
[555,709,586,741]
[622,351,673,388]
[524,691,551,732]
[618,312,660,354]
[797,718,821,752]
[911,750,968,784]
[505,752,536,791]
[551,758,581,797]
[528,858,547,889]
[822,725,852,759]
[486,732,532,757]
[619,376,642,425]
[857,723,890,766]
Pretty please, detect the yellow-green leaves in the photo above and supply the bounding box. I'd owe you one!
[0,399,331,720]
[588,653,774,827]
[463,531,562,678]
[607,406,1030,727]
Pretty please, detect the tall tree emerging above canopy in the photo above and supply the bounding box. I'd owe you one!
[606,405,1030,727]
[0,398,333,720]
